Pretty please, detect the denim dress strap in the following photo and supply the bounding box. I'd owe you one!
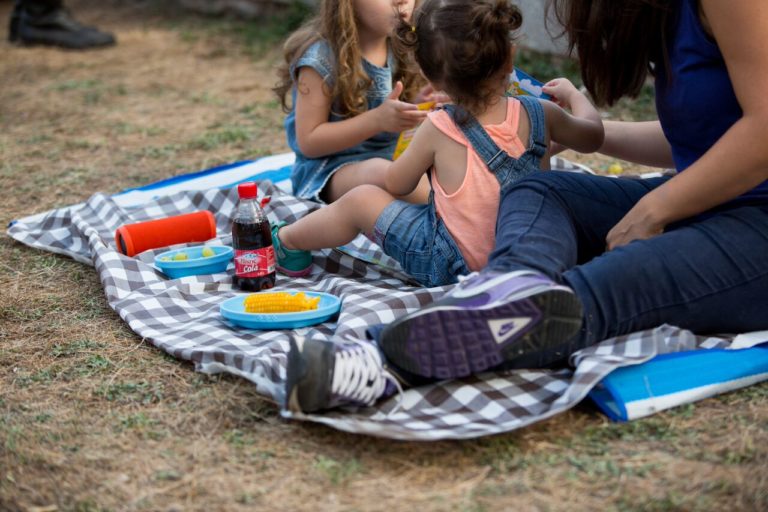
[515,95,547,163]
[442,97,548,173]
[442,104,511,175]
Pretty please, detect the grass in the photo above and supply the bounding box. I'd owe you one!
[516,49,583,86]
[1,1,767,511]
[170,0,313,58]
[516,47,659,123]
[314,455,365,485]
[98,381,165,404]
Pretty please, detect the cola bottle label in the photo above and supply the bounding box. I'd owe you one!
[234,247,276,278]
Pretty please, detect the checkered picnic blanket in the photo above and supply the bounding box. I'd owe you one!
[5,163,746,440]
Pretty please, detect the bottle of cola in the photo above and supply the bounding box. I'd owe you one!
[231,182,276,291]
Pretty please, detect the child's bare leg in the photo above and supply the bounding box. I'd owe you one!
[325,158,430,205]
[280,184,396,250]
[324,158,390,202]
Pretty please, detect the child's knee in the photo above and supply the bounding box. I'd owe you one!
[343,184,390,207]
[340,185,394,227]
[362,161,391,187]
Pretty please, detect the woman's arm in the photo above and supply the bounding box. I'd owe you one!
[294,68,427,158]
[384,119,437,196]
[607,0,768,248]
[600,120,674,168]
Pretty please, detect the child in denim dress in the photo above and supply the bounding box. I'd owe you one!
[273,0,435,204]
[271,0,604,287]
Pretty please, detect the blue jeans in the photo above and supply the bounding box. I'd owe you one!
[489,171,768,345]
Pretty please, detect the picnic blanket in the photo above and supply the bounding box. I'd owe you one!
[7,153,767,440]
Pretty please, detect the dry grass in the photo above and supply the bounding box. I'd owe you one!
[1,1,767,511]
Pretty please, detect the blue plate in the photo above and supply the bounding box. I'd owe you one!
[155,245,234,278]
[220,291,341,330]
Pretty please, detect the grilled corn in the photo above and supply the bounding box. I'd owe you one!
[243,291,320,313]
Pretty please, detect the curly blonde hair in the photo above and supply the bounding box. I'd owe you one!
[274,0,423,118]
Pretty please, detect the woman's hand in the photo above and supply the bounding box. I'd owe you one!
[375,81,428,132]
[606,193,666,250]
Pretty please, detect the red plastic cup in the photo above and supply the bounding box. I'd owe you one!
[115,210,217,257]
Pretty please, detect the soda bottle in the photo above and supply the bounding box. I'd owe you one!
[231,182,276,291]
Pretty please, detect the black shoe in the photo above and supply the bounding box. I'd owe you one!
[9,6,116,49]
[284,336,398,413]
[9,4,20,42]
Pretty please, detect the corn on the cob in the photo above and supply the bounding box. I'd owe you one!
[243,291,320,313]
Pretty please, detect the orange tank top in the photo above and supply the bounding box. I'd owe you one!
[429,99,527,271]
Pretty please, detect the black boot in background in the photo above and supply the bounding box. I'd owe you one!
[9,0,116,49]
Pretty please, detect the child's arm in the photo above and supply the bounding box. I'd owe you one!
[540,78,604,154]
[294,68,428,158]
[384,119,438,196]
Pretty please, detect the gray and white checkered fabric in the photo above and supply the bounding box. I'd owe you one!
[7,181,735,440]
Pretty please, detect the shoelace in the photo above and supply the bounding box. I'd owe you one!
[453,271,500,293]
[332,336,403,412]
[455,272,479,286]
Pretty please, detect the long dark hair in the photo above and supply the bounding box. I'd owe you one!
[549,0,674,106]
[394,0,523,116]
[273,0,422,117]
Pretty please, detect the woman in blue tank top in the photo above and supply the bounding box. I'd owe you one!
[282,0,768,412]
[364,0,768,382]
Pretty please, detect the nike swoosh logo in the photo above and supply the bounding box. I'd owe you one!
[497,321,518,337]
[488,317,533,345]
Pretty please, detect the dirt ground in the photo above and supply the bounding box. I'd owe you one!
[1,1,767,511]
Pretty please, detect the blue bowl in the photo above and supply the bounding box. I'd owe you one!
[155,245,234,278]
[220,291,341,330]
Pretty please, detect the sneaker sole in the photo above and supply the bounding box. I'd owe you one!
[379,288,583,380]
[285,336,332,413]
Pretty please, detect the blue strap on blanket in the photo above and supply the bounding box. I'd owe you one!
[589,345,768,421]
[115,162,294,196]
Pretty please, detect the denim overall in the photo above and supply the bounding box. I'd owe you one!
[284,40,400,201]
[372,96,547,287]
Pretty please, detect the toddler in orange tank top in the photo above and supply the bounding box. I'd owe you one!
[272,0,604,287]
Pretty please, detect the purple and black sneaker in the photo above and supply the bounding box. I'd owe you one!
[284,336,399,413]
[377,270,584,380]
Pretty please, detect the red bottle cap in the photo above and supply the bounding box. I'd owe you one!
[237,182,258,199]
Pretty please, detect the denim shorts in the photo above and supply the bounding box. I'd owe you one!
[372,199,470,287]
